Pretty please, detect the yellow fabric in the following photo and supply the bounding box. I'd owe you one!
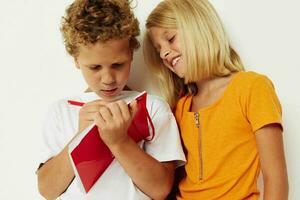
[175,71,282,200]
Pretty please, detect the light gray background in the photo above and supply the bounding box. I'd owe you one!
[0,0,299,199]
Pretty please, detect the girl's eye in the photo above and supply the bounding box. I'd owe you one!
[169,35,176,43]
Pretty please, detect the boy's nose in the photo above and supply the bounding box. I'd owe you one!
[102,74,116,86]
[102,77,116,85]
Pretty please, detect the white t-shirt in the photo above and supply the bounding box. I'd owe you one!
[39,91,186,200]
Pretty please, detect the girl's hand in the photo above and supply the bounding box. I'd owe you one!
[78,100,108,133]
[94,100,138,148]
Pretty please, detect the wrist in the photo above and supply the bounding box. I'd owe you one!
[108,136,132,154]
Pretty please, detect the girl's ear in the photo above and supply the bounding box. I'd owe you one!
[74,58,80,69]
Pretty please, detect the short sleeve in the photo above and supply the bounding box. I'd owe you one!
[144,97,186,168]
[39,102,65,164]
[175,96,190,126]
[247,75,282,132]
[175,96,186,125]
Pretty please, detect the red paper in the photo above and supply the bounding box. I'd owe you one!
[70,92,152,193]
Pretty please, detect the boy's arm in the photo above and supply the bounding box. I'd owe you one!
[94,100,178,200]
[255,124,289,200]
[110,138,175,200]
[37,146,74,200]
[38,99,106,199]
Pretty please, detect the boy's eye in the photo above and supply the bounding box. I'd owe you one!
[89,65,101,70]
[112,63,124,68]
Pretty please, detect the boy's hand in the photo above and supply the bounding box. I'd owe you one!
[78,100,108,133]
[94,100,138,148]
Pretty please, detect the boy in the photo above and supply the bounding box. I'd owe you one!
[37,0,185,199]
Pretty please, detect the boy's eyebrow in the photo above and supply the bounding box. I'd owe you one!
[84,63,101,67]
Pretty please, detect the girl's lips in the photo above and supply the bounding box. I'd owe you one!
[171,56,181,67]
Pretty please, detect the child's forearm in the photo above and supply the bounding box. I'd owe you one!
[109,138,175,200]
[255,124,289,200]
[37,146,74,200]
[263,174,289,200]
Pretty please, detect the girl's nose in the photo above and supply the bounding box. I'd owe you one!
[160,48,171,59]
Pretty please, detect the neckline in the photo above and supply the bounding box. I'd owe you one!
[187,71,244,113]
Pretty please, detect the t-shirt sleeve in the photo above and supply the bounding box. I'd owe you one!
[144,97,186,168]
[175,96,186,125]
[246,75,282,132]
[39,102,65,164]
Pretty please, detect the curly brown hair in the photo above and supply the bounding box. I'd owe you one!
[61,0,140,57]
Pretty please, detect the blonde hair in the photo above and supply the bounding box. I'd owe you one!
[144,0,244,107]
[61,0,140,57]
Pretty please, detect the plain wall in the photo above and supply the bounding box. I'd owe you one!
[0,0,299,199]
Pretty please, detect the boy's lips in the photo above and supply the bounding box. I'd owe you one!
[100,88,118,97]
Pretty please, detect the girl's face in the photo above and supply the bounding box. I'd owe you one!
[75,38,132,100]
[148,27,185,78]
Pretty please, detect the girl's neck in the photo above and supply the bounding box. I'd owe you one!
[195,74,232,96]
[191,73,237,111]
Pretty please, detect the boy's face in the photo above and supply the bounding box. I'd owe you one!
[75,38,133,100]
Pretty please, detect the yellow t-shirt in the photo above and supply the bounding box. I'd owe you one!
[175,71,282,200]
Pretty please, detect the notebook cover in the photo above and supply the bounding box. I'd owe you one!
[69,92,150,193]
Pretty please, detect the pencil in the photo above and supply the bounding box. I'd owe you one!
[67,100,85,107]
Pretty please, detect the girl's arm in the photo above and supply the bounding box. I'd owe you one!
[255,124,289,200]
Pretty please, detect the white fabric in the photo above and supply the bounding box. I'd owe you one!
[39,91,185,200]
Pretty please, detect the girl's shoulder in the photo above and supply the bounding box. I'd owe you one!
[234,71,271,85]
[229,71,274,94]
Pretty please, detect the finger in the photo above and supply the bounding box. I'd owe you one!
[94,111,105,127]
[99,106,113,121]
[80,104,96,114]
[129,100,138,118]
[117,100,131,121]
[86,112,100,121]
[90,99,110,106]
[81,102,108,113]
[108,102,123,119]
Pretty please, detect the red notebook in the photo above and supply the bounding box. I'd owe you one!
[68,92,154,193]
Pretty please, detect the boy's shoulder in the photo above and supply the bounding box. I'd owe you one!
[46,92,100,114]
[145,92,172,111]
[122,91,172,113]
[116,91,173,116]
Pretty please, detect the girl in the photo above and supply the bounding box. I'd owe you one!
[143,0,288,199]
